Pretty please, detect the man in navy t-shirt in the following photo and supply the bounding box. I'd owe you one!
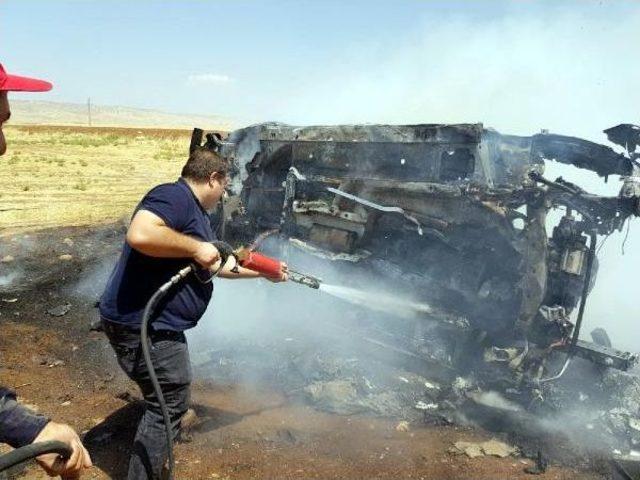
[100,147,287,480]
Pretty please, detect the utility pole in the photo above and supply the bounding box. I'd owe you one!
[87,97,92,126]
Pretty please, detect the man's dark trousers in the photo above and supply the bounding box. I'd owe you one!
[102,319,191,480]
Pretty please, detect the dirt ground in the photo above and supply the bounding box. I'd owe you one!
[0,224,607,479]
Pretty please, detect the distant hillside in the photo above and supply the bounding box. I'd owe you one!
[9,99,236,131]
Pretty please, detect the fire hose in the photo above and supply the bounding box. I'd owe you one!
[140,241,320,480]
[0,440,72,474]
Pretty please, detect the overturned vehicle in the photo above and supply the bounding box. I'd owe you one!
[190,123,640,455]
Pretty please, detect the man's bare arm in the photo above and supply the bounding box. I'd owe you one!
[127,210,220,268]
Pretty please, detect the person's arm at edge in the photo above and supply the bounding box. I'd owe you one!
[127,210,220,268]
[0,387,92,477]
[0,387,49,448]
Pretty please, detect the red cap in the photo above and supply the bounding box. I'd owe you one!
[0,63,52,92]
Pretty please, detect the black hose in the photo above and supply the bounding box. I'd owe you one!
[0,440,72,473]
[139,245,233,479]
[140,265,193,480]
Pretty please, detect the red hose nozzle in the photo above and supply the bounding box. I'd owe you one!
[237,249,283,279]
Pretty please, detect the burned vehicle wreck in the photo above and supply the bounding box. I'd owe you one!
[190,122,640,457]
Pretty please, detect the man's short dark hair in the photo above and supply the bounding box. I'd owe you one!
[181,147,229,182]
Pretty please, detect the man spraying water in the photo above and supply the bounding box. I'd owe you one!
[99,147,288,480]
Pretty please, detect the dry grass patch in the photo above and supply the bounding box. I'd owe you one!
[0,125,192,234]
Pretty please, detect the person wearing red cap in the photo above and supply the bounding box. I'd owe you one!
[0,63,53,155]
[0,63,93,478]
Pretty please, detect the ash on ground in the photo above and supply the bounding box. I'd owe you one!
[190,317,640,472]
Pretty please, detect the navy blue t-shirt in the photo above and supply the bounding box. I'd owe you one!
[99,178,216,331]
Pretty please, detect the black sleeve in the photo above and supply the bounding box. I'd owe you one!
[0,387,49,448]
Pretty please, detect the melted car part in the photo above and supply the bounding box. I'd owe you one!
[192,123,639,381]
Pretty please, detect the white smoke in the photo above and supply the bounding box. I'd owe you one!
[0,271,20,288]
[254,2,640,353]
[262,3,638,140]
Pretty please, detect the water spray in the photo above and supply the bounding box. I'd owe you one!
[318,284,433,319]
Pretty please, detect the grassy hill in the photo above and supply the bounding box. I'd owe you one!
[9,99,236,130]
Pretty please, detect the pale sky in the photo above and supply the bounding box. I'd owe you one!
[1,0,637,136]
[2,0,639,350]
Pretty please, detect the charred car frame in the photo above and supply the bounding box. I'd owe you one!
[190,122,639,392]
